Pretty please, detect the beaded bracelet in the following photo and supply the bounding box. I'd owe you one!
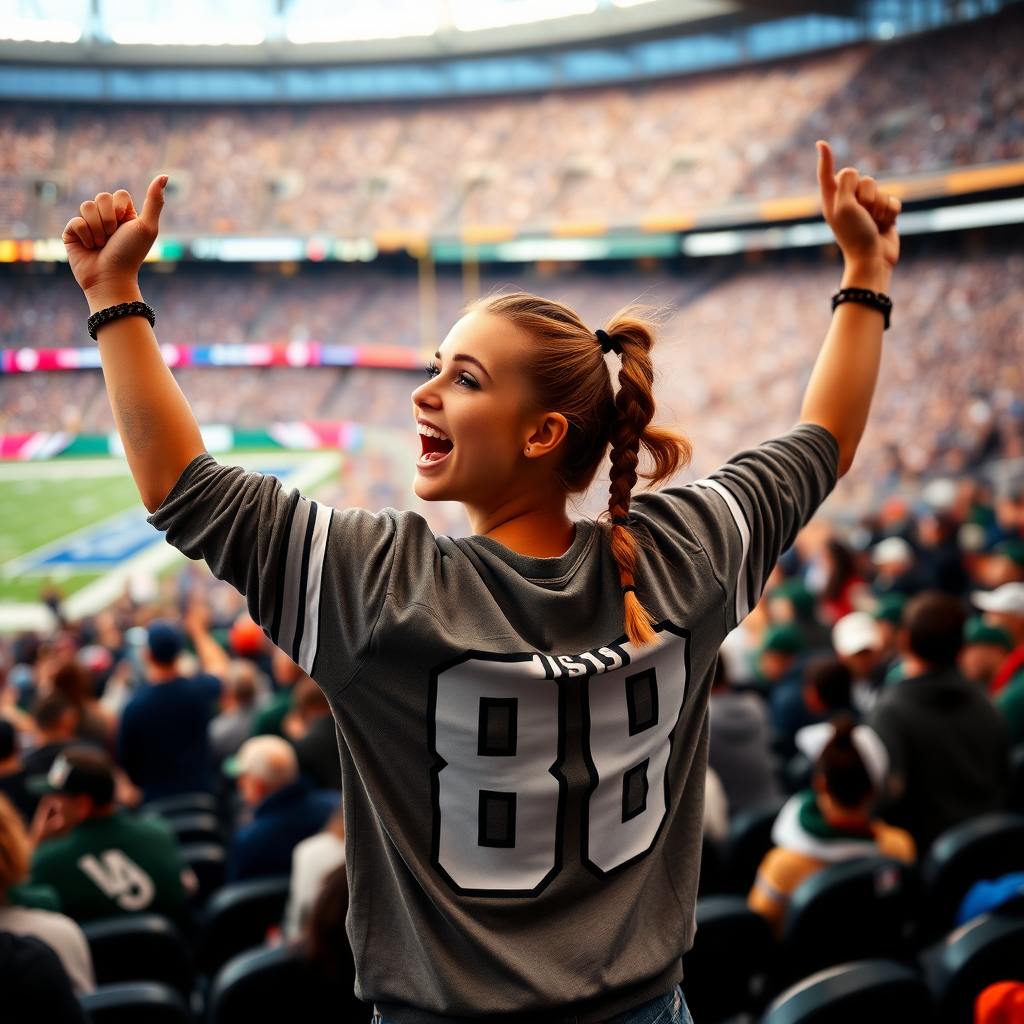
[831,288,892,330]
[87,301,156,341]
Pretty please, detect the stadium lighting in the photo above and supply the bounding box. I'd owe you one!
[108,22,265,44]
[286,0,440,43]
[451,0,597,32]
[0,19,82,42]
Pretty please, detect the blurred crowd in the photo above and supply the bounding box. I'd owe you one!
[3,249,1021,493]
[1,7,1023,242]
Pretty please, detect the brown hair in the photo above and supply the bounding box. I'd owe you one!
[472,292,691,646]
[903,591,967,667]
[0,793,30,898]
[54,660,95,709]
[816,714,873,810]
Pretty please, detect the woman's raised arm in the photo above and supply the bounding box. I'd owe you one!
[63,176,206,512]
[799,141,901,478]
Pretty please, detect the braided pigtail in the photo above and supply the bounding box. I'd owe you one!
[604,310,692,647]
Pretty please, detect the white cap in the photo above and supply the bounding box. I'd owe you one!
[921,478,957,512]
[871,536,914,567]
[795,721,890,791]
[971,582,1024,615]
[832,611,883,657]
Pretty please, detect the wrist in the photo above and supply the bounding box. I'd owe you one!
[840,257,892,294]
[84,278,143,314]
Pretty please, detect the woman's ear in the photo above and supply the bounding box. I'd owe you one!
[524,412,569,459]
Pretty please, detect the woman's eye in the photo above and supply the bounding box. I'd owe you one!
[457,373,480,389]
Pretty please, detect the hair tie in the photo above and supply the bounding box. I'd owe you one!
[611,515,629,526]
[621,584,637,596]
[595,328,622,356]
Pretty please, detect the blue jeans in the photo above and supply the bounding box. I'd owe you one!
[374,988,692,1024]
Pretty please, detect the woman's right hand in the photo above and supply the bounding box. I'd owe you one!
[62,175,167,312]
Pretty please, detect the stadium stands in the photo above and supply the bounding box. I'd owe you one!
[2,6,1022,240]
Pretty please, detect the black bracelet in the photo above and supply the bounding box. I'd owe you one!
[831,288,892,330]
[87,301,156,341]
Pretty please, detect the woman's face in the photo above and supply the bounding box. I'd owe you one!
[410,311,564,510]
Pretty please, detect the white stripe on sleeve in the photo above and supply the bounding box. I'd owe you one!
[276,497,312,657]
[297,501,333,674]
[695,478,752,624]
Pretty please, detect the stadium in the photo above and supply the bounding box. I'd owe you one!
[0,0,1023,1020]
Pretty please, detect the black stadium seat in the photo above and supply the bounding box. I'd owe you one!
[920,811,1024,938]
[681,895,774,1021]
[207,941,372,1024]
[141,793,220,819]
[79,982,194,1024]
[179,842,228,906]
[760,959,934,1024]
[774,857,918,988]
[720,797,786,894]
[195,876,290,977]
[81,914,193,995]
[1007,744,1024,813]
[920,912,1024,1023]
[163,811,225,846]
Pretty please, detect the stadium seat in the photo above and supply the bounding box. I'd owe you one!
[207,941,372,1023]
[79,982,194,1024]
[920,912,1024,1023]
[195,876,290,978]
[81,914,193,995]
[760,959,934,1024]
[681,895,774,1021]
[720,797,786,894]
[1007,744,1024,813]
[773,857,918,988]
[141,793,220,819]
[179,842,227,906]
[163,811,225,846]
[920,812,1024,938]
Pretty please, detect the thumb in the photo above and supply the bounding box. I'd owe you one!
[816,141,836,214]
[835,166,860,205]
[140,174,168,233]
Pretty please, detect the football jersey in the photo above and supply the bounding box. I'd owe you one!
[150,423,838,1021]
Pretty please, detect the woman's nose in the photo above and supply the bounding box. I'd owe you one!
[412,380,440,409]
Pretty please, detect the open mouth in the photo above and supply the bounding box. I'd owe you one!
[417,423,454,466]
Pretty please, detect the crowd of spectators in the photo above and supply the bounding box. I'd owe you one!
[0,446,1022,1013]
[1,6,1022,243]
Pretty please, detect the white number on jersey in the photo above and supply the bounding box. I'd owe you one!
[429,624,689,897]
[77,849,156,911]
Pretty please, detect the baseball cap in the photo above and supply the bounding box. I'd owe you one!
[971,582,1024,615]
[760,623,803,655]
[871,536,914,567]
[27,748,115,805]
[832,612,883,657]
[993,540,1024,567]
[873,592,907,626]
[230,614,264,658]
[147,621,182,665]
[963,617,1013,649]
[769,577,816,618]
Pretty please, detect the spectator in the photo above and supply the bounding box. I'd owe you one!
[252,648,303,738]
[986,540,1024,587]
[0,932,88,1024]
[209,660,260,768]
[758,623,804,692]
[872,593,907,678]
[708,655,780,813]
[52,660,111,748]
[871,537,933,597]
[768,577,832,652]
[0,792,95,995]
[748,716,914,938]
[117,621,220,803]
[225,736,338,882]
[916,510,969,595]
[22,691,84,778]
[959,618,1014,690]
[973,582,1024,695]
[284,805,346,941]
[832,612,886,712]
[28,748,189,925]
[290,676,342,791]
[869,592,1011,851]
[0,720,34,822]
[771,655,854,757]
[819,538,867,624]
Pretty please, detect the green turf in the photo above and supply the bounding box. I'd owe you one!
[0,473,143,603]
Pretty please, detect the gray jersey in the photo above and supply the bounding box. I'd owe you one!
[151,423,838,1020]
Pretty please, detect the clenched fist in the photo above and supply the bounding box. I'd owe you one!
[62,175,168,312]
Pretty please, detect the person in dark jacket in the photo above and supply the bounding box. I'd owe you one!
[225,735,339,882]
[290,676,342,791]
[868,591,1011,852]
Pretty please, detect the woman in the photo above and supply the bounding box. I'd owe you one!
[748,715,914,938]
[61,142,898,1023]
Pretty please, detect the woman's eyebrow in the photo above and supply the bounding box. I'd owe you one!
[447,353,492,380]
